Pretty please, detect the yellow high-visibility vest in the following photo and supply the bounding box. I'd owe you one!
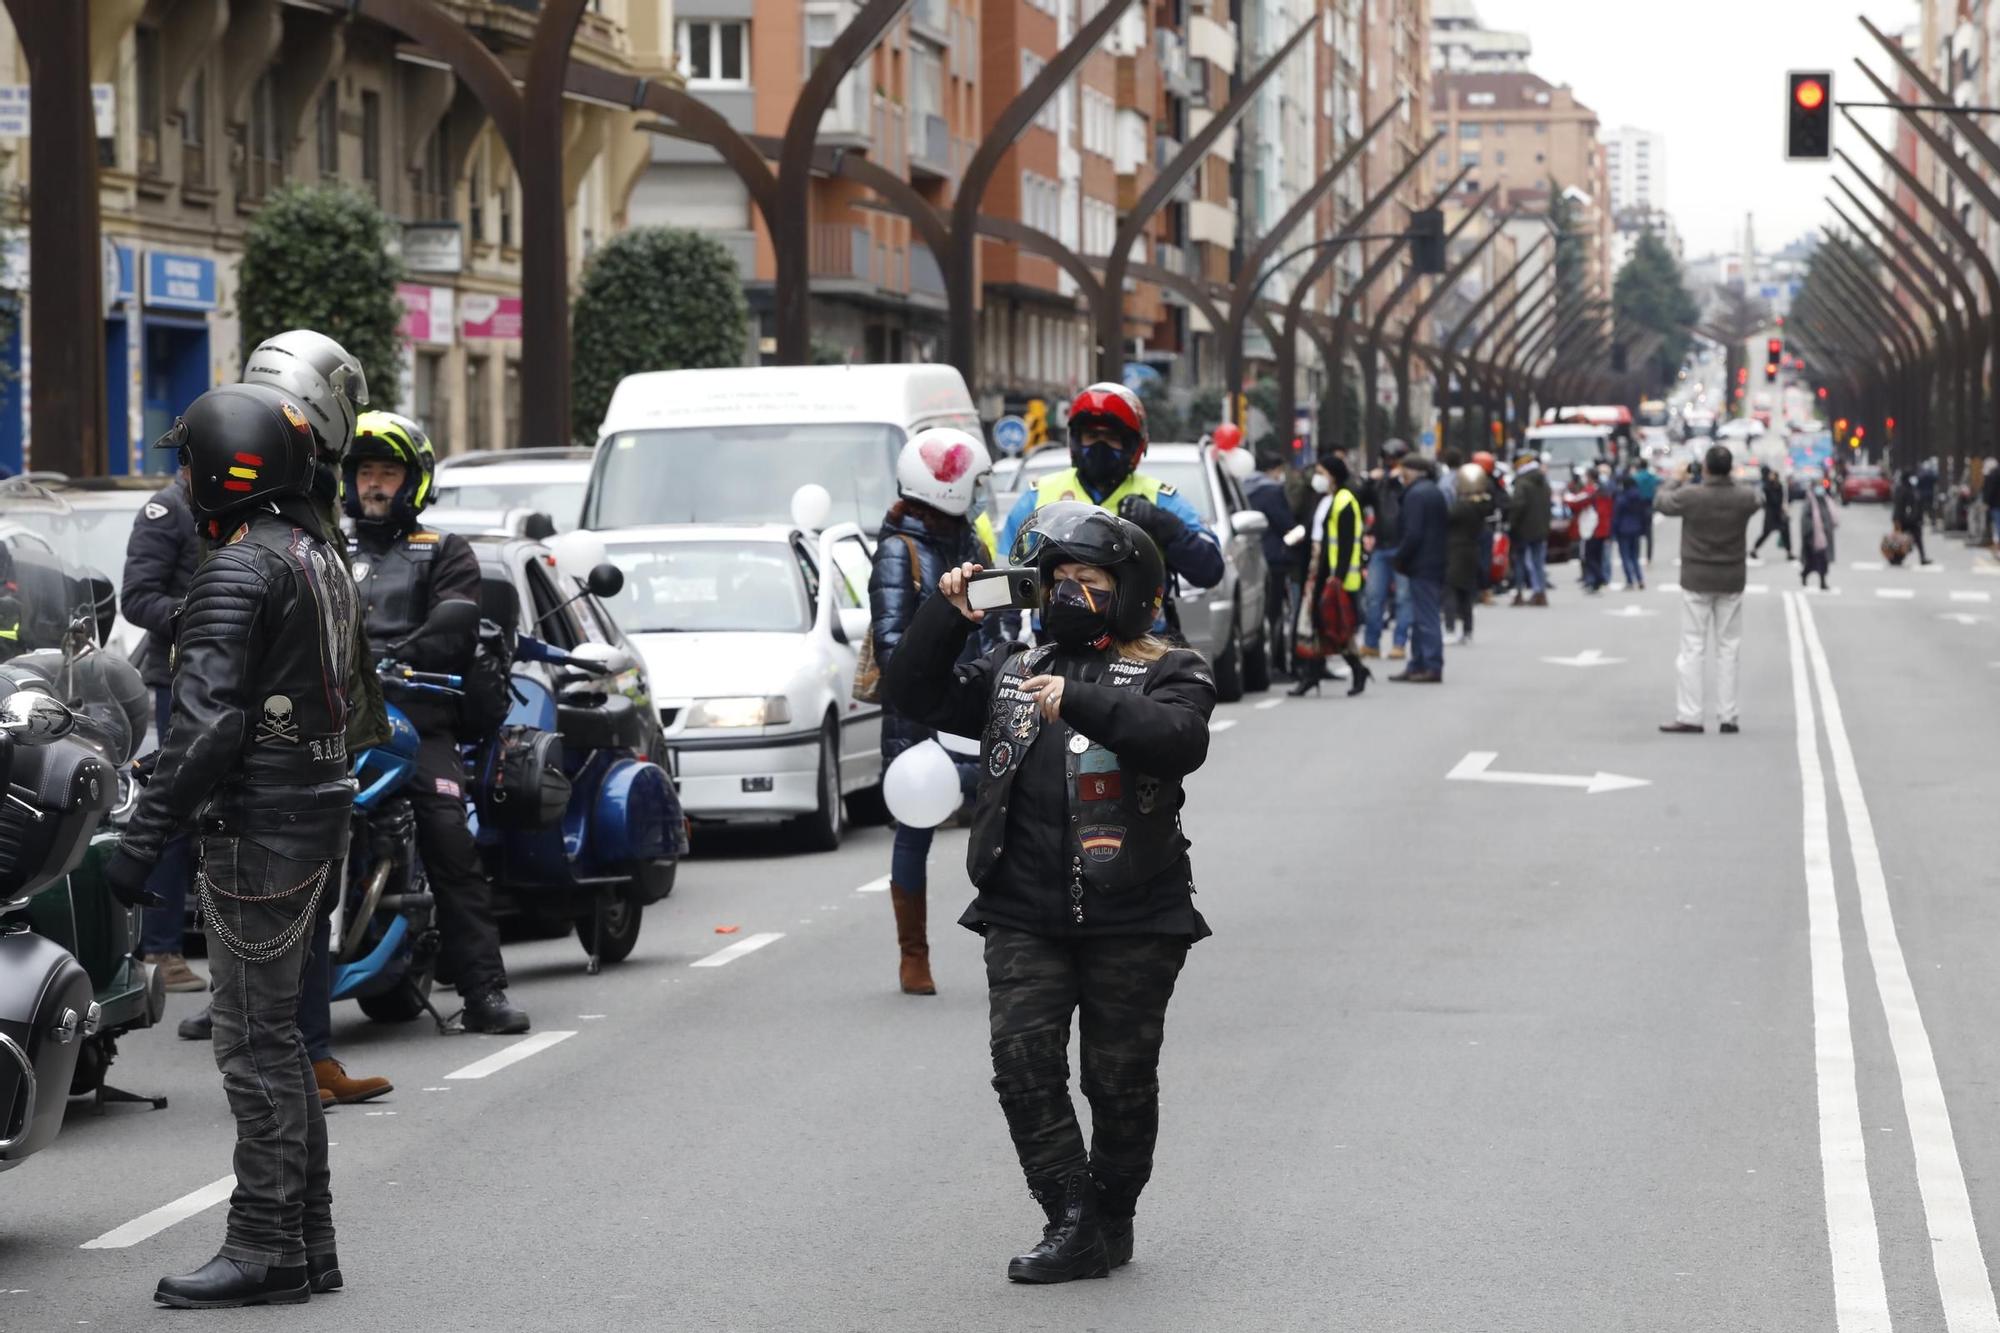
[1324,487,1363,592]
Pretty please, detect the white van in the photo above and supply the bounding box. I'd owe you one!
[580,364,982,531]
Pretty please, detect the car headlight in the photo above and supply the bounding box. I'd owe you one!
[686,695,791,729]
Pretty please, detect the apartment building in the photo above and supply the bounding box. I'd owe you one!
[1429,0,1529,74]
[0,0,669,473]
[1603,125,1662,214]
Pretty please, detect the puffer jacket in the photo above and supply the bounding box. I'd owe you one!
[868,503,996,767]
[121,474,199,688]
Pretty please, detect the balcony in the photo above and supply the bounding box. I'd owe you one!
[816,71,871,147]
[1158,29,1200,100]
[873,98,906,177]
[810,223,873,290]
[1189,199,1235,249]
[910,245,947,301]
[909,112,951,182]
[1187,14,1235,70]
[910,0,950,45]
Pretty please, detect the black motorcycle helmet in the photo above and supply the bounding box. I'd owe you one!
[1009,500,1166,643]
[154,384,320,521]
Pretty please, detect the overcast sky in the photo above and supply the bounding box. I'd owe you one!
[1473,0,1920,258]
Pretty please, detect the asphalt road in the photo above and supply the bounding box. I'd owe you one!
[4,503,1999,1332]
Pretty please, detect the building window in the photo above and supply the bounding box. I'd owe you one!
[241,69,285,201]
[499,170,515,248]
[136,27,163,176]
[1459,152,1480,168]
[360,90,382,200]
[1494,150,1505,166]
[315,85,339,178]
[469,155,485,243]
[680,20,748,87]
[414,351,445,451]
[1020,53,1057,132]
[466,355,488,450]
[1459,123,1480,138]
[414,124,452,222]
[503,360,521,447]
[181,69,208,186]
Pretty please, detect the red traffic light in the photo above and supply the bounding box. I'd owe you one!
[1885,416,1896,431]
[1817,387,1828,399]
[1795,79,1826,111]
[1767,339,1782,355]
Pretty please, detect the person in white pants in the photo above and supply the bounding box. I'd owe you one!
[1654,444,1761,734]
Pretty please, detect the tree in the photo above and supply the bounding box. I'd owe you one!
[571,227,748,441]
[1612,230,1699,395]
[238,185,404,410]
[1547,180,1587,308]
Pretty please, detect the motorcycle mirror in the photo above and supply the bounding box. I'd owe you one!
[0,687,75,745]
[586,563,624,600]
[431,600,482,636]
[88,572,115,645]
[565,641,634,676]
[520,511,557,542]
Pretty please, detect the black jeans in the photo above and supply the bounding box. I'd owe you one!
[412,733,507,997]
[199,835,335,1268]
[984,927,1189,1219]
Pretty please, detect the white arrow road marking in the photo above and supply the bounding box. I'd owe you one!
[856,875,891,893]
[1446,750,1649,795]
[81,1176,236,1249]
[1209,718,1238,733]
[1876,588,1915,600]
[446,1030,577,1079]
[1951,591,1991,603]
[1605,605,1657,618]
[690,932,785,968]
[1541,649,1625,668]
[1940,613,1988,626]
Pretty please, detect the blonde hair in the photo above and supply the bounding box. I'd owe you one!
[1115,635,1173,663]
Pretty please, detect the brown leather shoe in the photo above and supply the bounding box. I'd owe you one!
[314,1058,392,1105]
[1357,645,1380,659]
[1510,591,1526,606]
[143,953,207,993]
[1530,592,1548,606]
[889,887,935,995]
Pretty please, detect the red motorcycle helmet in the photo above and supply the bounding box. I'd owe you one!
[1067,383,1148,459]
[1472,450,1497,475]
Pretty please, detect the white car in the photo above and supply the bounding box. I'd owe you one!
[0,474,161,667]
[432,448,594,532]
[585,522,883,850]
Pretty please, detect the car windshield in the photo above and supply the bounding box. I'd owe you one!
[0,498,146,580]
[1533,435,1605,469]
[434,480,584,531]
[600,541,810,634]
[1012,455,1216,522]
[587,424,904,529]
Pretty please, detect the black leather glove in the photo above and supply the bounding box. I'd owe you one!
[102,845,164,910]
[1118,495,1186,546]
[131,751,159,787]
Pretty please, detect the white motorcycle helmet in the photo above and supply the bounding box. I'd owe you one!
[895,427,993,518]
[241,329,369,461]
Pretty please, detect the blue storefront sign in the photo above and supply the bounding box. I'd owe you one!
[143,251,217,311]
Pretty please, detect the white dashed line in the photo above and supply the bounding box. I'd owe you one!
[1851,561,1885,572]
[855,875,891,893]
[691,932,785,968]
[1209,719,1239,733]
[1876,589,1915,600]
[445,1030,577,1080]
[81,1176,236,1249]
[1952,591,1991,603]
[1254,698,1286,711]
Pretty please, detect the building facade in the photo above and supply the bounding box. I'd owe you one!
[1429,0,1529,74]
[1603,124,1662,215]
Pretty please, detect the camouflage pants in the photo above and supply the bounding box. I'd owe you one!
[984,927,1189,1219]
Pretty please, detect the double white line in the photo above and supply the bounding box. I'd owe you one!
[1786,591,1999,1332]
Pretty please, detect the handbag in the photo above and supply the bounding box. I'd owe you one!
[852,534,922,705]
[1318,580,1359,655]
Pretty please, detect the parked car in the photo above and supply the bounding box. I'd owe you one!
[0,474,162,668]
[564,522,885,851]
[433,448,594,532]
[580,364,982,533]
[990,442,1270,699]
[1842,464,1892,505]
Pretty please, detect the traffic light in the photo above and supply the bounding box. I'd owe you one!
[1409,209,1446,275]
[1787,71,1833,160]
[1765,337,1782,382]
[1817,386,1828,399]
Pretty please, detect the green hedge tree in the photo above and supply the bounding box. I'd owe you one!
[238,184,404,411]
[571,227,748,441]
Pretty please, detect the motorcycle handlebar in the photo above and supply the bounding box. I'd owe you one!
[378,662,465,696]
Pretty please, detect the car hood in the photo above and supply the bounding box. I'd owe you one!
[629,630,814,701]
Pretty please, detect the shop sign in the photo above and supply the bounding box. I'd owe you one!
[143,251,218,311]
[460,294,522,341]
[398,283,456,347]
[401,223,463,274]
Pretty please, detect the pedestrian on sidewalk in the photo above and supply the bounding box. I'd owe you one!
[1798,476,1839,591]
[1293,453,1371,695]
[1612,472,1650,591]
[886,503,1215,1285]
[1893,469,1934,565]
[868,428,995,996]
[1444,462,1492,646]
[1750,466,1791,560]
[1391,453,1449,683]
[1654,443,1761,735]
[1563,467,1610,593]
[1357,439,1414,661]
[1507,450,1551,605]
[1633,457,1661,564]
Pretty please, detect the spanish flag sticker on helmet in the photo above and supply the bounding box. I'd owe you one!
[281,401,310,434]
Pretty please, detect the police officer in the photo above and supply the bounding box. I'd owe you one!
[886,502,1216,1284]
[101,384,359,1308]
[997,383,1224,633]
[345,411,528,1035]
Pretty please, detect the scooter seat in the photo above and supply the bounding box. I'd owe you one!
[556,691,644,753]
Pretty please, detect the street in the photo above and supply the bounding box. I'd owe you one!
[0,506,1990,1331]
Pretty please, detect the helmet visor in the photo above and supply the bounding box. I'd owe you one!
[331,359,369,407]
[1008,500,1137,571]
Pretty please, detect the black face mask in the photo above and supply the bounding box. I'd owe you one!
[1076,440,1135,493]
[1044,578,1114,650]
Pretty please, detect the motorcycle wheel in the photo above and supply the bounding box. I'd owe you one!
[358,968,435,1023]
[577,894,643,966]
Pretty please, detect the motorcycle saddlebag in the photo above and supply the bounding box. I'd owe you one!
[0,736,116,905]
[477,725,571,831]
[0,929,94,1167]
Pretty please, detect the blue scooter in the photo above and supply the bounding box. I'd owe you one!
[470,630,684,974]
[329,667,457,1026]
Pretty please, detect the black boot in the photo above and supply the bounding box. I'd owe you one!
[1286,660,1324,697]
[462,989,530,1035]
[154,1255,310,1309]
[177,1004,212,1041]
[1007,1170,1109,1284]
[308,1252,343,1293]
[1345,656,1372,697]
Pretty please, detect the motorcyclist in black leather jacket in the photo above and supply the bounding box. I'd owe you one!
[101,383,359,1310]
[345,411,528,1036]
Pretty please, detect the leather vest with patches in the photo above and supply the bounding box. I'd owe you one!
[348,526,443,654]
[968,645,1189,917]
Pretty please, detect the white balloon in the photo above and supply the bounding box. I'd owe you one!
[791,483,833,532]
[882,739,963,830]
[546,529,606,576]
[1223,447,1256,479]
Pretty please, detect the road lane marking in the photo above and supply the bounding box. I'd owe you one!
[1209,719,1238,733]
[1781,592,1890,1331]
[1254,698,1285,710]
[1797,594,2000,1331]
[1875,589,1915,600]
[1604,605,1657,618]
[1541,649,1623,668]
[1951,591,1991,603]
[690,932,785,968]
[81,1176,236,1249]
[1941,613,1988,627]
[1445,750,1647,795]
[1851,561,1885,572]
[1920,562,1945,574]
[856,876,891,893]
[445,1030,577,1080]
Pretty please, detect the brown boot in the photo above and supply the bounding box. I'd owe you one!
[1530,591,1548,606]
[889,887,935,995]
[314,1058,392,1105]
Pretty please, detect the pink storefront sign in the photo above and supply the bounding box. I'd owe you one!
[460,294,523,341]
[397,283,454,346]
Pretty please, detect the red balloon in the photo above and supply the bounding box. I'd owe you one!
[1213,422,1244,451]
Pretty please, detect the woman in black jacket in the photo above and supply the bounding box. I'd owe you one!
[886,502,1215,1285]
[868,428,995,996]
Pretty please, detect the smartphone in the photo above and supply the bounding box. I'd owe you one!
[967,566,1042,612]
